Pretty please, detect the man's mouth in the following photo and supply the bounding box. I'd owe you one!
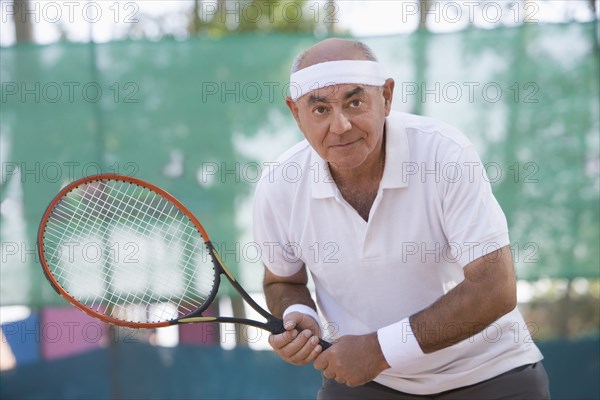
[330,138,361,148]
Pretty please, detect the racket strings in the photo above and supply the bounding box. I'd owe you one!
[95,184,190,311]
[50,182,204,281]
[104,184,216,303]
[46,183,186,321]
[48,183,211,274]
[42,179,217,324]
[45,184,105,262]
[104,181,214,307]
[50,182,210,321]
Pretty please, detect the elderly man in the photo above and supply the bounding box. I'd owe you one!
[252,38,549,399]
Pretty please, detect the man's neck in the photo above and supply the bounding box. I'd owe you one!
[327,131,386,221]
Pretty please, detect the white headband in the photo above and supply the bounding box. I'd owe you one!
[289,60,387,101]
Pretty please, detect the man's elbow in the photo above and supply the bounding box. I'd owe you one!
[489,246,518,317]
[493,277,518,318]
[500,285,518,315]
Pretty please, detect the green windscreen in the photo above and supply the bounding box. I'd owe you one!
[1,23,598,307]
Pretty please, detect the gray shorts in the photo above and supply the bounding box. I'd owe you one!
[317,362,550,400]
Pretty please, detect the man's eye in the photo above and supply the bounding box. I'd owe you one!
[314,106,327,115]
[350,99,362,107]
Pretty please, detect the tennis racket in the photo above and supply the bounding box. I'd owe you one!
[37,173,330,349]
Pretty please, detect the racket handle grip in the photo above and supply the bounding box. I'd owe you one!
[293,326,332,350]
[272,319,332,350]
[318,338,332,350]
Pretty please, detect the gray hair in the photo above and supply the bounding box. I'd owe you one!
[290,40,378,74]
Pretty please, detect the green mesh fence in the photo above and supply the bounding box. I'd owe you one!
[1,23,598,307]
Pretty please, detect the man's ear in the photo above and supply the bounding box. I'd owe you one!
[382,78,395,116]
[285,96,302,128]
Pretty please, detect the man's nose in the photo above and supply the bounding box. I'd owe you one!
[330,110,352,135]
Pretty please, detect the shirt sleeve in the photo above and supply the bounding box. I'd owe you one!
[252,178,304,277]
[441,145,510,267]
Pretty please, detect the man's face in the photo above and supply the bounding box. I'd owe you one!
[286,79,394,172]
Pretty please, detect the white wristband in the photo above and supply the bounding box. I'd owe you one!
[282,304,321,332]
[377,317,424,369]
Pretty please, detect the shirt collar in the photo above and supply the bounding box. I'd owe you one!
[310,148,336,199]
[380,110,410,189]
[311,110,410,199]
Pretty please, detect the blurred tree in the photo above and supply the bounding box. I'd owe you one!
[11,0,33,42]
[188,0,323,36]
[418,0,429,30]
[120,0,339,41]
[413,0,429,116]
[590,0,599,52]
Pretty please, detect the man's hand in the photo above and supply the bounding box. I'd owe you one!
[269,311,323,366]
[313,332,390,387]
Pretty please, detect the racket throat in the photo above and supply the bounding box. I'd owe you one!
[266,317,286,335]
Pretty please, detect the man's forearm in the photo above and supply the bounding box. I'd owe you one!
[410,246,517,353]
[264,281,316,317]
[263,266,317,318]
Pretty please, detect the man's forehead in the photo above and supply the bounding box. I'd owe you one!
[303,84,371,104]
[288,59,387,102]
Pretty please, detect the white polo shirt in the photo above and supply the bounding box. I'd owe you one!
[252,111,543,394]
